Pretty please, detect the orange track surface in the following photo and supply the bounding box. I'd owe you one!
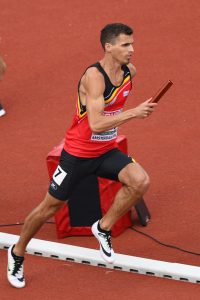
[1,0,200,299]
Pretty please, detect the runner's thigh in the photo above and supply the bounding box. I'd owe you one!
[95,148,136,181]
[48,150,91,200]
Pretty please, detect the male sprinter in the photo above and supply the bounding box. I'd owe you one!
[7,23,157,288]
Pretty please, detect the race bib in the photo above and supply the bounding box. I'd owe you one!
[91,128,118,141]
[90,109,122,141]
[53,165,67,186]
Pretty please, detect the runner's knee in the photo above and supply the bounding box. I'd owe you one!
[45,201,64,217]
[125,172,150,197]
[137,172,150,194]
[37,193,65,219]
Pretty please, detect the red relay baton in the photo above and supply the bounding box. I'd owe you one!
[150,80,173,103]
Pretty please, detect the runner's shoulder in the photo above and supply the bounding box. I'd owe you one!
[127,63,136,78]
[83,66,105,92]
[84,66,105,89]
[85,66,104,82]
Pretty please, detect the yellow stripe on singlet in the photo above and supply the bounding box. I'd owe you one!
[77,74,131,119]
[105,75,131,104]
[77,94,87,119]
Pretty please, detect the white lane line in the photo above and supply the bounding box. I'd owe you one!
[0,232,200,284]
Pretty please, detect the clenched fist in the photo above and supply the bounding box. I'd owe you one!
[133,98,157,119]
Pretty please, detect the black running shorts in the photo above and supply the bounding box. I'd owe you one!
[48,148,135,201]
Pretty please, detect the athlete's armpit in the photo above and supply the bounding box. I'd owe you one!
[84,68,106,132]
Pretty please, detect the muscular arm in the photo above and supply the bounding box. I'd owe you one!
[85,67,156,133]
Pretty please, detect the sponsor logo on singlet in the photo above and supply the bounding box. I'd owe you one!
[123,90,129,97]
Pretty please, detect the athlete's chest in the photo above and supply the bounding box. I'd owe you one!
[107,70,124,87]
[104,75,132,109]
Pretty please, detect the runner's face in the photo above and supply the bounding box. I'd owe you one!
[107,34,134,64]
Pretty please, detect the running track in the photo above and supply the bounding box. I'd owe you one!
[0,0,200,299]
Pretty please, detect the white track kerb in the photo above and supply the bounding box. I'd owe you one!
[1,232,200,284]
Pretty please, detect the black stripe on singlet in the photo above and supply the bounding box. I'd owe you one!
[77,62,131,116]
[91,62,131,100]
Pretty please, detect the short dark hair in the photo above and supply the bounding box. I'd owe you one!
[100,23,133,50]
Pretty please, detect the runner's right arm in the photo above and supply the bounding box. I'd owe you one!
[85,68,157,133]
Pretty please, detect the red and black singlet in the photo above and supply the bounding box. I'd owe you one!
[64,62,132,157]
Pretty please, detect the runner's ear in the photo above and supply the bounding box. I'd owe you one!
[105,43,112,53]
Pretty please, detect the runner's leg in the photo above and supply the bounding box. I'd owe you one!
[100,162,150,230]
[13,192,64,256]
